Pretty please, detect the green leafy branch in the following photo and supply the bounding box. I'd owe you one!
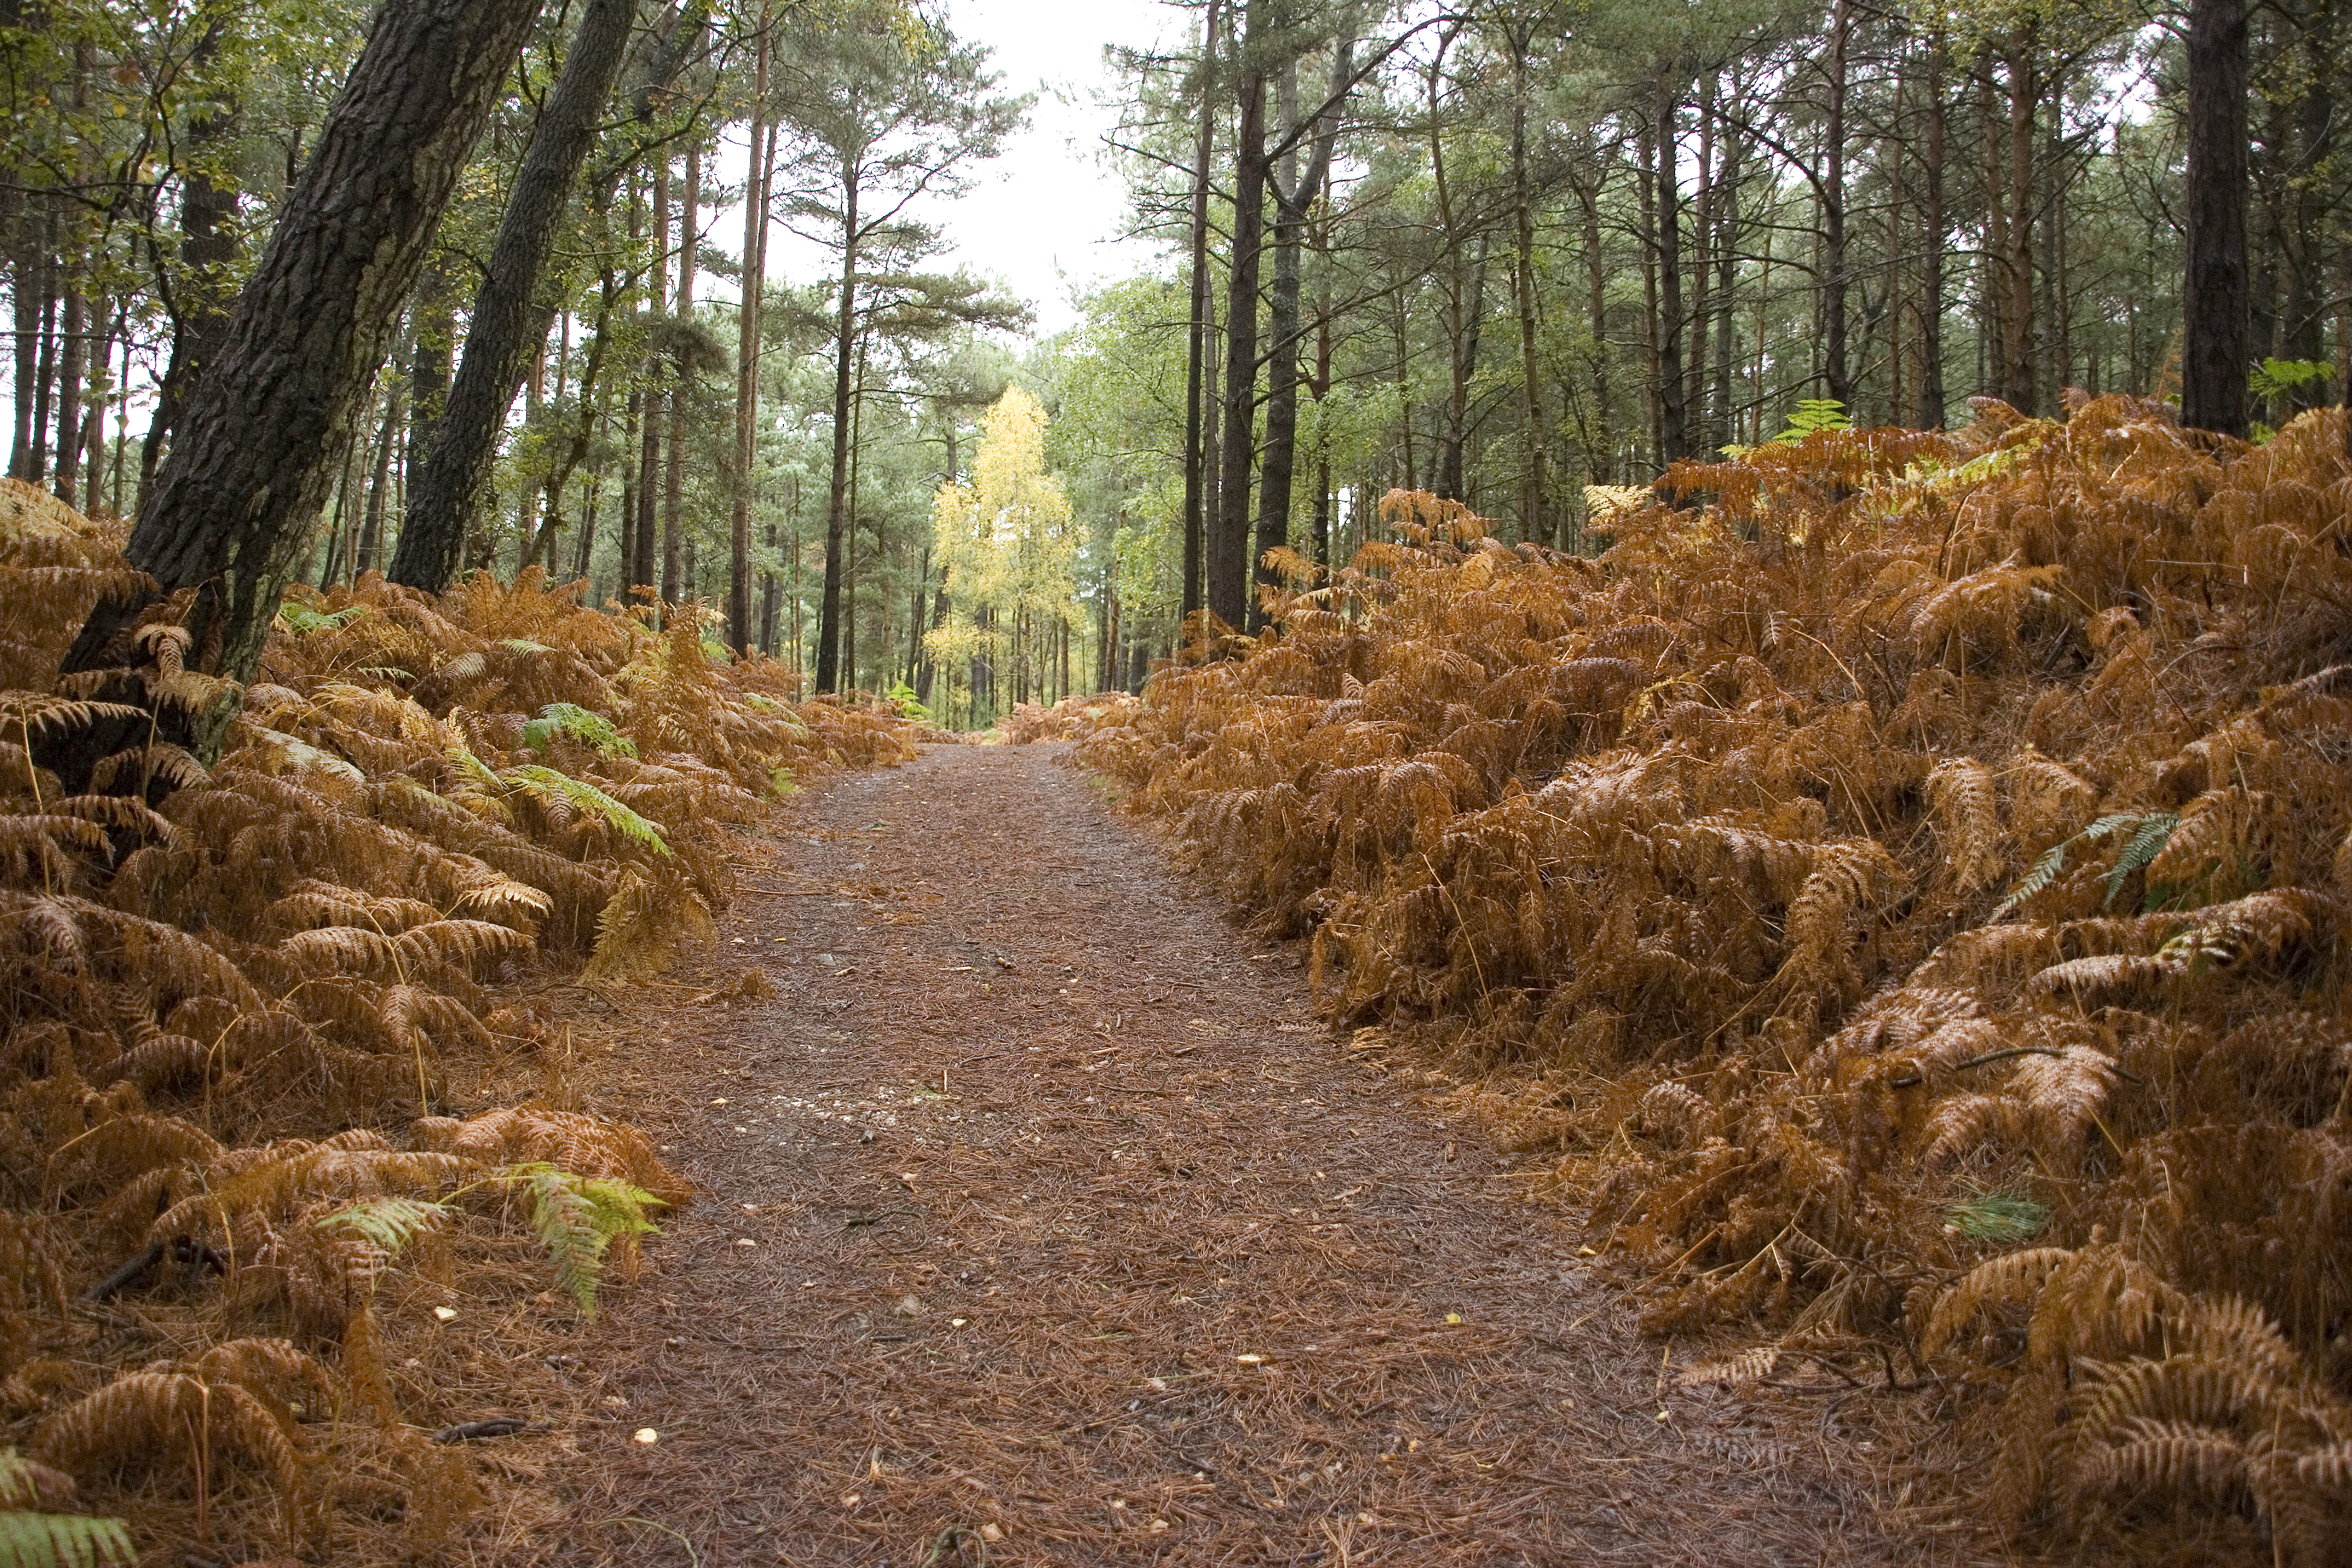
[0,1450,132,1568]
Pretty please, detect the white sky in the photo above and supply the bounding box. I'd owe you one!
[725,0,1184,341]
[927,0,1183,336]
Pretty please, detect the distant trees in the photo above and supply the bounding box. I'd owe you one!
[1049,0,2319,688]
[769,1,1026,692]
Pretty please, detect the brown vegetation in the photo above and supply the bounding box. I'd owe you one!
[0,479,911,1559]
[1076,396,2352,1562]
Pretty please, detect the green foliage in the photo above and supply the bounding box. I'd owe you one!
[886,682,933,724]
[315,1195,451,1258]
[768,765,800,799]
[2249,357,2331,402]
[503,1163,664,1321]
[275,603,367,635]
[521,702,637,758]
[1991,811,2180,920]
[0,1450,132,1567]
[1945,1186,2050,1244]
[1771,399,1852,444]
[501,766,671,855]
[0,1511,136,1568]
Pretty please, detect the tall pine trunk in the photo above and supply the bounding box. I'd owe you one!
[2183,0,2250,435]
[1209,0,1268,633]
[729,19,771,658]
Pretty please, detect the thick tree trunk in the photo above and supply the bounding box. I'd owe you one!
[390,0,635,593]
[2000,34,2037,413]
[67,0,547,717]
[1209,0,1267,634]
[2183,0,2250,435]
[729,19,771,658]
[1180,0,1221,636]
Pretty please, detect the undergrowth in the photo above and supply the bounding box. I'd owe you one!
[0,479,913,1559]
[1078,396,2352,1563]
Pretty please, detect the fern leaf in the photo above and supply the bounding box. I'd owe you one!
[501,766,670,854]
[503,1162,665,1321]
[0,1509,135,1568]
[2104,811,2181,909]
[315,1196,451,1258]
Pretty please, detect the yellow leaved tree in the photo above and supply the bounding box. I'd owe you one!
[926,386,1082,728]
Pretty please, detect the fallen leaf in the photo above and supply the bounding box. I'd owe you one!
[895,1295,924,1317]
[432,1306,457,1322]
[633,1428,659,1444]
[979,1523,1004,1543]
[1234,1354,1265,1365]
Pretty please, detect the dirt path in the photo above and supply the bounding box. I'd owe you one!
[521,744,1994,1567]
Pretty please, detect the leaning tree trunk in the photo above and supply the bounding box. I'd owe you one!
[64,0,547,748]
[391,0,638,593]
[2182,0,2250,437]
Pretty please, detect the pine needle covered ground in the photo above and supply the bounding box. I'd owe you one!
[1072,396,2352,1563]
[0,480,913,1562]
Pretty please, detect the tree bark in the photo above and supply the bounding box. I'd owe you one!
[729,16,771,658]
[1252,36,1351,630]
[1510,24,1546,544]
[67,0,547,717]
[1916,32,1947,428]
[668,137,699,604]
[815,158,860,692]
[1209,0,1268,634]
[390,0,636,593]
[1180,0,1221,637]
[2183,0,2250,436]
[1656,71,1691,464]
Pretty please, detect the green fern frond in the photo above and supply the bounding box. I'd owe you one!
[445,743,504,794]
[501,766,670,854]
[521,702,636,758]
[275,603,367,635]
[0,1510,135,1568]
[1772,399,1851,444]
[1945,1184,2050,1244]
[499,638,557,655]
[315,1195,451,1258]
[1992,812,2172,920]
[2104,811,2181,909]
[501,1163,665,1321]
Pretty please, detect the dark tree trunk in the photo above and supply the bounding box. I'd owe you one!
[1509,24,1546,544]
[730,22,772,658]
[390,0,634,592]
[356,385,400,575]
[1252,38,1350,631]
[2183,0,2250,436]
[670,137,701,606]
[65,0,549,720]
[1655,71,1691,463]
[815,162,860,693]
[1820,3,1851,413]
[647,154,674,607]
[1917,33,1949,427]
[1180,0,1220,636]
[1209,0,1267,634]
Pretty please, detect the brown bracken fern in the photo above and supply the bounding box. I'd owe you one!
[0,479,915,1554]
[1079,400,2352,1561]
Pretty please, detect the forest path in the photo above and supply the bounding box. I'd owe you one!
[527,743,1987,1567]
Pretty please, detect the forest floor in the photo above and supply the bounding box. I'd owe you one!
[474,742,2027,1568]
